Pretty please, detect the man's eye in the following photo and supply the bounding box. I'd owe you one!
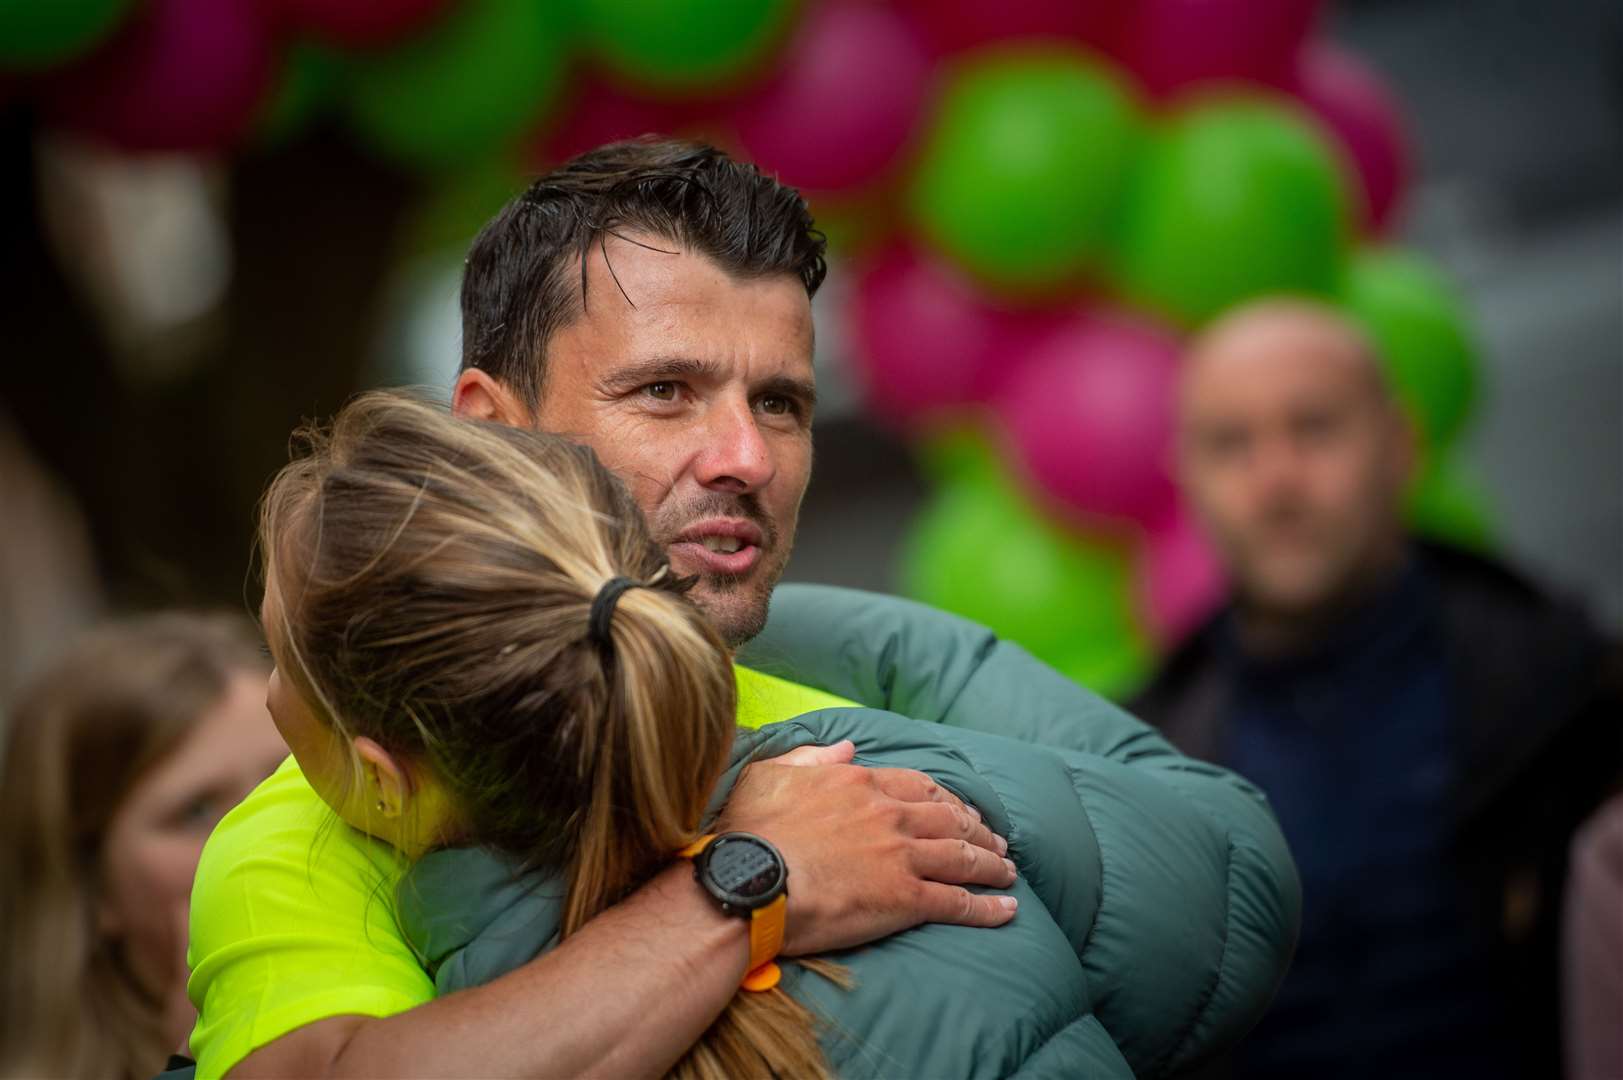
[759,395,793,416]
[644,382,678,402]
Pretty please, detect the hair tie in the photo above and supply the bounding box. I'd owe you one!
[588,577,639,650]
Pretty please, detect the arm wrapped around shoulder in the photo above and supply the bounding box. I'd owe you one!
[740,584,1302,1074]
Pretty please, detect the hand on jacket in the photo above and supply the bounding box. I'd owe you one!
[718,739,1018,956]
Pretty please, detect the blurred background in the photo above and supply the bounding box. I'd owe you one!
[0,0,1618,703]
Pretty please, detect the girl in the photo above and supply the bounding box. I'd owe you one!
[0,614,286,1080]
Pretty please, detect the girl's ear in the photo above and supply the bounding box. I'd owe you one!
[353,735,413,819]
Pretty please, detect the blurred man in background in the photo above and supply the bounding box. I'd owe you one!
[1133,298,1622,1080]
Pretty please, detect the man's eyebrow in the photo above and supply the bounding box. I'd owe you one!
[599,356,726,392]
[758,374,817,409]
[598,358,818,407]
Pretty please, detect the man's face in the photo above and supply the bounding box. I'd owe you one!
[1178,310,1411,616]
[528,232,816,647]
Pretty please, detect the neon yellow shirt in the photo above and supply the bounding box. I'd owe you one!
[186,665,854,1078]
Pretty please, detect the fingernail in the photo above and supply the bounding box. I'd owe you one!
[995,834,1009,856]
[999,896,1018,912]
[1003,858,1017,877]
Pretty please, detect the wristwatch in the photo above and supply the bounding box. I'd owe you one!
[680,832,788,991]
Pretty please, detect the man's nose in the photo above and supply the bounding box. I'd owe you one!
[694,400,775,493]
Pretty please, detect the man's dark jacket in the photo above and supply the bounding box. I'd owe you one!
[1131,540,1623,1078]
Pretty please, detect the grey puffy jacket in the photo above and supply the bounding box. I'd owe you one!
[400,585,1301,1077]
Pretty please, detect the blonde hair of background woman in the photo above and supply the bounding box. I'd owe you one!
[260,390,835,1080]
[0,613,266,1080]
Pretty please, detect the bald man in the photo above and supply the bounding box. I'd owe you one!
[1132,298,1622,1080]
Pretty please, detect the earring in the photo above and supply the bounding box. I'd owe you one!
[376,800,386,812]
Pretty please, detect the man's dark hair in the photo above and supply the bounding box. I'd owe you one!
[460,137,828,408]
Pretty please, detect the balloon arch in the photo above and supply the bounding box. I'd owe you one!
[3,0,1489,696]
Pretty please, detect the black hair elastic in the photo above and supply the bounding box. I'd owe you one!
[587,576,639,650]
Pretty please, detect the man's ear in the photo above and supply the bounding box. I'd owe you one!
[353,735,413,819]
[452,368,533,427]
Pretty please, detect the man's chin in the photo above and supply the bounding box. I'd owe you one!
[685,576,773,649]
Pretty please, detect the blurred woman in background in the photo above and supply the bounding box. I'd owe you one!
[0,613,287,1080]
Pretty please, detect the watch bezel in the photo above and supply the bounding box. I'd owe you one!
[692,831,788,917]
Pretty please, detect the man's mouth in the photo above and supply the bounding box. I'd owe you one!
[669,518,766,578]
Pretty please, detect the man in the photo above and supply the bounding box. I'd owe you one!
[188,140,1298,1078]
[1135,297,1622,1079]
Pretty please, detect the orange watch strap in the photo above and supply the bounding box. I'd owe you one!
[679,834,786,993]
[680,834,717,859]
[743,893,787,991]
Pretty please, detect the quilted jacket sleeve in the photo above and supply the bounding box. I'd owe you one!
[738,584,1301,1075]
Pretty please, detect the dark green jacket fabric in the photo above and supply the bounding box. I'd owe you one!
[399,585,1301,1078]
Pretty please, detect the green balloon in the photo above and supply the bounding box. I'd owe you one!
[345,0,568,171]
[0,0,133,69]
[576,0,795,91]
[1116,97,1351,326]
[1406,457,1496,552]
[1343,248,1479,454]
[901,472,1152,698]
[909,49,1143,292]
[255,44,343,149]
[913,424,1003,487]
[405,155,532,261]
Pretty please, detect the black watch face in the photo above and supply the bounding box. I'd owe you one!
[704,834,785,908]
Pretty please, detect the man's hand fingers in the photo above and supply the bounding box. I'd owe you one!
[899,800,1007,856]
[910,837,1017,888]
[869,766,973,814]
[915,883,1019,928]
[771,739,856,769]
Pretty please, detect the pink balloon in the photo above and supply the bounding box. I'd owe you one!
[1291,41,1409,234]
[849,245,1060,427]
[1140,509,1227,643]
[536,73,702,166]
[261,0,455,49]
[1114,0,1324,98]
[732,3,931,194]
[894,0,1121,57]
[48,0,275,153]
[994,309,1182,527]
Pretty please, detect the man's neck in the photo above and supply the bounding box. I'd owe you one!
[1235,539,1410,659]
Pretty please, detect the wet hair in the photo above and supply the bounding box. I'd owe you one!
[460,136,827,408]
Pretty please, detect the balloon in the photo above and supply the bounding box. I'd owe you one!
[47,0,275,152]
[0,0,134,70]
[1405,457,1496,552]
[1139,509,1227,644]
[254,42,341,147]
[1114,0,1323,98]
[345,0,568,170]
[262,0,454,49]
[731,2,931,194]
[994,308,1183,527]
[913,423,1003,487]
[848,244,1065,426]
[1115,97,1350,326]
[908,48,1143,292]
[576,0,796,93]
[1292,42,1408,234]
[535,74,700,166]
[1342,248,1479,454]
[894,0,1121,58]
[404,155,531,259]
[902,473,1152,697]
